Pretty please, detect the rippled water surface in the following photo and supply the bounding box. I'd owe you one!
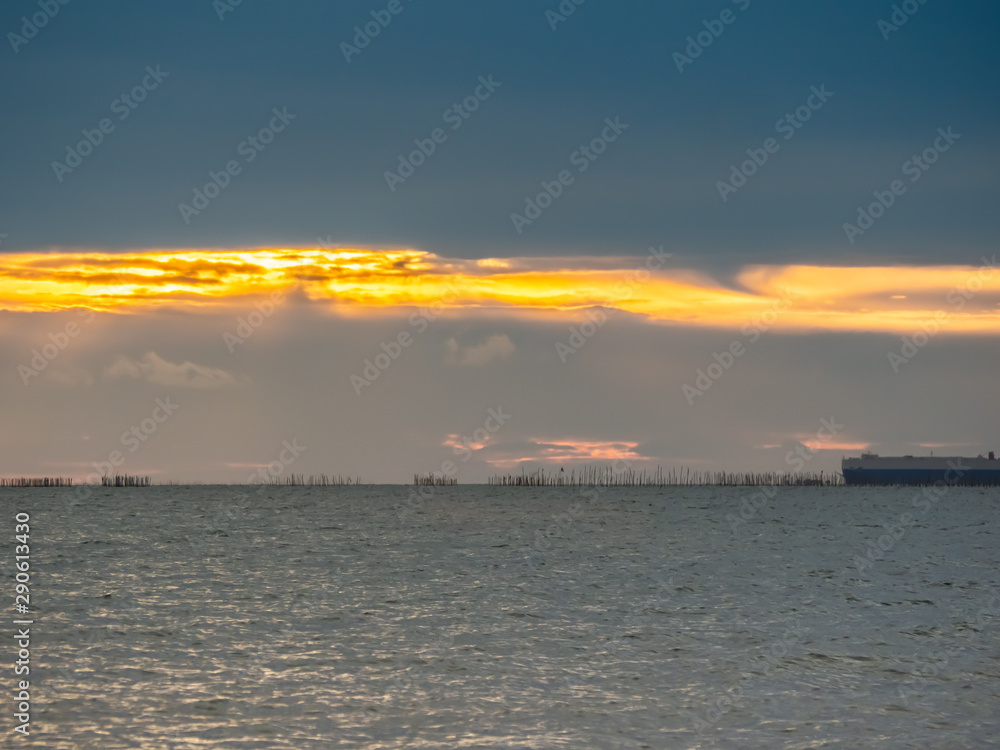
[7,484,1000,748]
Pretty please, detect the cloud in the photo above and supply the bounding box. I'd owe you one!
[104,351,237,389]
[445,334,514,367]
[469,437,647,469]
[2,248,1000,335]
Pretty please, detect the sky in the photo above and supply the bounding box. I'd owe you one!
[1,0,998,483]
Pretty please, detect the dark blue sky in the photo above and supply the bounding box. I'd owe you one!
[2,1,1000,482]
[2,0,998,267]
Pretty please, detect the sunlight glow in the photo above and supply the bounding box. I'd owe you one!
[1,247,998,334]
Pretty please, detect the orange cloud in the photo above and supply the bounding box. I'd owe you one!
[481,439,645,469]
[800,440,870,452]
[1,247,998,334]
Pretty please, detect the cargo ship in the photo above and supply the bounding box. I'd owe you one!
[841,452,1000,486]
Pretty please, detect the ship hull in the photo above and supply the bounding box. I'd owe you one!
[841,455,1000,486]
[842,468,1000,486]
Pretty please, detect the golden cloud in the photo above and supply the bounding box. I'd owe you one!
[1,247,998,334]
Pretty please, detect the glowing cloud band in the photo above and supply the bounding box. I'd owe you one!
[1,247,998,334]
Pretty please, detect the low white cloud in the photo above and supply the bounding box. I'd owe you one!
[104,351,238,389]
[445,334,514,367]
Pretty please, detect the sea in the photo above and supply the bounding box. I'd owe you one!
[5,484,1000,749]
